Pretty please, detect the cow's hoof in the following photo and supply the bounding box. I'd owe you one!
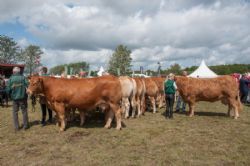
[59,128,65,132]
[116,127,122,130]
[234,116,238,120]
[104,125,111,129]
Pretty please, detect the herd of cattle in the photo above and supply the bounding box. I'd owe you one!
[27,75,242,132]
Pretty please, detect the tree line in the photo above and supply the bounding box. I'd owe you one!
[1,35,249,76]
[0,35,43,75]
[49,62,89,75]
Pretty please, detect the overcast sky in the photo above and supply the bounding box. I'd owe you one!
[0,0,250,71]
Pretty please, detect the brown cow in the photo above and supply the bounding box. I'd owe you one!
[143,77,159,114]
[175,76,242,119]
[119,76,137,118]
[133,77,146,117]
[27,75,123,131]
[151,77,165,108]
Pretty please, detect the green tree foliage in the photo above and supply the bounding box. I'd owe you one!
[0,35,21,63]
[50,61,89,75]
[20,45,43,75]
[184,64,250,75]
[108,45,132,76]
[165,63,182,75]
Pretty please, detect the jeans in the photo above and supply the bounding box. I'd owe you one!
[165,94,175,118]
[241,92,248,103]
[12,99,29,130]
[176,95,186,112]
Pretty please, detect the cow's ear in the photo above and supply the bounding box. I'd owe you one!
[27,76,31,80]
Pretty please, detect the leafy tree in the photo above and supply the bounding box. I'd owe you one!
[20,45,43,75]
[0,35,21,63]
[166,63,182,75]
[50,61,89,75]
[108,45,132,76]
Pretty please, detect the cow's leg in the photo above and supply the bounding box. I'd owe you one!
[232,103,239,119]
[54,103,66,131]
[228,98,240,119]
[79,111,85,127]
[136,97,141,118]
[158,94,164,108]
[104,109,114,129]
[141,96,146,115]
[131,97,137,118]
[124,98,130,119]
[188,103,195,117]
[114,107,122,130]
[227,105,232,117]
[55,112,61,127]
[150,97,157,113]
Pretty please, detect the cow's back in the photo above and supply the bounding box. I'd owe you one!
[175,75,239,102]
[144,78,159,97]
[119,76,136,98]
[42,75,122,109]
[151,77,165,93]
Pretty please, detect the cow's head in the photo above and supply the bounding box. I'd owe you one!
[27,76,44,95]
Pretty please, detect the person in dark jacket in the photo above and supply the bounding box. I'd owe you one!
[6,67,29,131]
[164,73,177,119]
[39,67,53,126]
[239,75,250,104]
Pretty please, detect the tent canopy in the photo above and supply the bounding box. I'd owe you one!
[0,63,25,78]
[189,60,218,78]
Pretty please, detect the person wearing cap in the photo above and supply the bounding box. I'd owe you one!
[175,71,187,113]
[6,67,29,131]
[164,73,177,119]
[39,67,53,126]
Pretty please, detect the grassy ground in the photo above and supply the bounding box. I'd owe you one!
[0,101,250,166]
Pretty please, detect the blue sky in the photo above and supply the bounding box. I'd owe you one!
[0,0,250,70]
[0,21,40,46]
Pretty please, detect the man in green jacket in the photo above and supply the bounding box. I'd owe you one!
[7,67,29,131]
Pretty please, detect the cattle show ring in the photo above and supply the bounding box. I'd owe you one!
[0,60,250,165]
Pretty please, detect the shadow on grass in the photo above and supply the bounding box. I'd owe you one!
[29,120,41,127]
[194,111,227,117]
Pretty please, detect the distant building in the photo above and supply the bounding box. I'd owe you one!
[0,63,25,78]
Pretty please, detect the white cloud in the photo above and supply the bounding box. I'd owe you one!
[17,38,29,48]
[0,0,250,69]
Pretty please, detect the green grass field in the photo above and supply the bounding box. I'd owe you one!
[0,101,250,165]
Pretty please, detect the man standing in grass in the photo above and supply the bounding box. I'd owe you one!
[7,67,29,131]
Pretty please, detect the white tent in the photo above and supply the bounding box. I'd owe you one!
[189,60,218,78]
[97,66,105,76]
